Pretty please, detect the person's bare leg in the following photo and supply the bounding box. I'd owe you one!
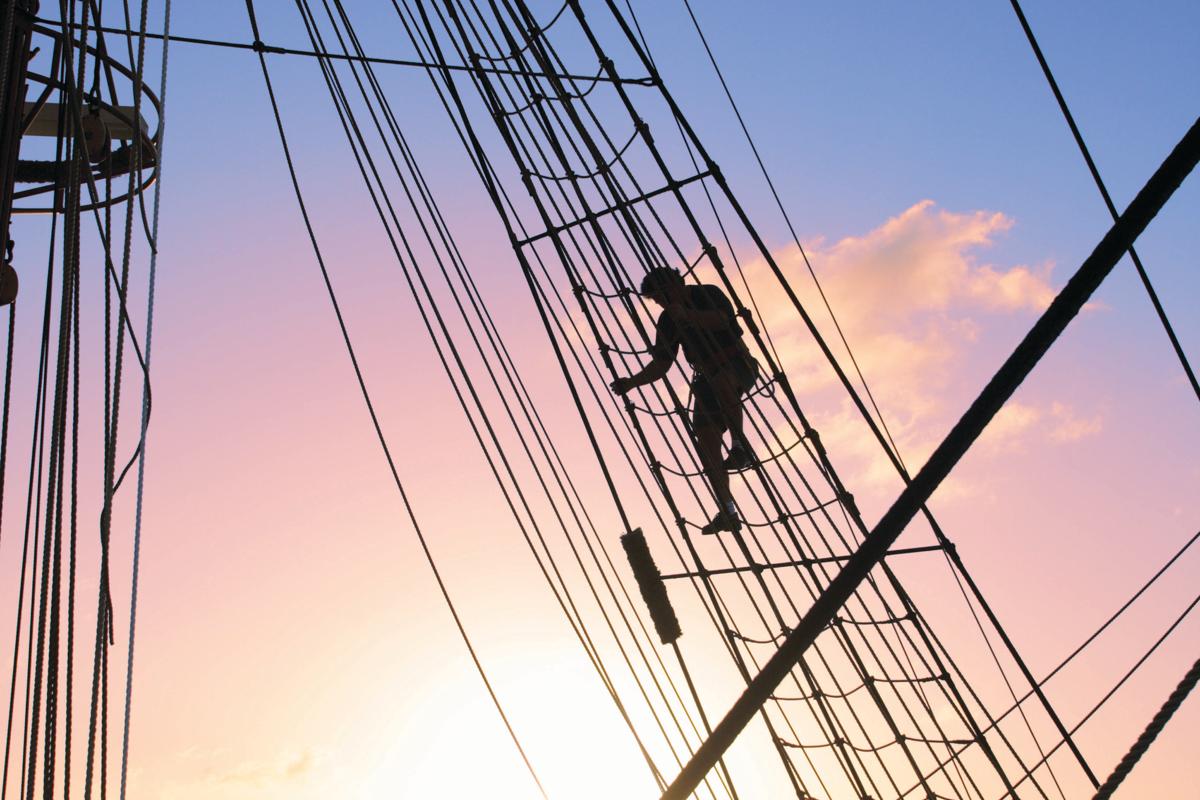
[714,375,746,447]
[696,422,731,507]
[696,419,740,534]
[713,373,752,469]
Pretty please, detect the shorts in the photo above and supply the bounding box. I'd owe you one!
[692,357,760,431]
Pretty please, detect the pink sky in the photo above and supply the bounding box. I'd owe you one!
[108,193,1197,798]
[2,2,1198,799]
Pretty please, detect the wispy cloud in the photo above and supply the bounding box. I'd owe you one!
[201,749,317,788]
[1049,401,1103,443]
[149,746,325,800]
[979,401,1043,453]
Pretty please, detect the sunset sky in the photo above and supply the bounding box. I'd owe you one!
[2,1,1198,798]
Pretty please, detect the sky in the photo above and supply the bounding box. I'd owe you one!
[1,1,1198,799]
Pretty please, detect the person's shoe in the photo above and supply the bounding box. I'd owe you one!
[701,509,741,535]
[723,442,755,472]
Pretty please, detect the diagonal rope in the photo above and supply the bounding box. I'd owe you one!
[660,114,1200,800]
[1001,590,1200,799]
[1092,657,1200,800]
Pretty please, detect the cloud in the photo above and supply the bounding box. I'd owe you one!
[800,200,1041,318]
[979,401,1043,453]
[1049,401,1103,442]
[965,263,1057,312]
[723,200,1099,498]
[742,200,1055,399]
[149,747,327,800]
[201,749,317,788]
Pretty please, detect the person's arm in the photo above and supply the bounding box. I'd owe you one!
[611,355,672,395]
[612,312,678,395]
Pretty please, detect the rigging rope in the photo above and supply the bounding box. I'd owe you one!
[119,1,170,796]
[329,1,697,752]
[307,0,697,781]
[295,0,753,791]
[525,120,641,181]
[2,107,64,800]
[398,4,772,786]
[621,1,1089,790]
[902,529,1200,793]
[402,3,692,788]
[393,3,763,796]
[673,0,905,464]
[307,0,694,785]
[0,307,14,549]
[39,16,657,86]
[391,3,765,792]
[1000,590,1200,799]
[417,1,1017,796]
[244,2,551,794]
[470,0,570,63]
[518,1,1022,796]
[1008,0,1199,405]
[26,32,85,791]
[458,4,964,796]
[453,3,830,777]
[619,21,1022,777]
[1092,657,1200,800]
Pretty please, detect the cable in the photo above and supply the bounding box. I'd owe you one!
[422,1,1012,796]
[1008,0,1199,405]
[243,2,550,794]
[451,4,926,796]
[393,6,772,791]
[904,528,1200,793]
[37,15,655,85]
[1004,590,1200,798]
[608,0,1075,791]
[119,1,170,797]
[525,3,1012,796]
[1093,656,1200,800]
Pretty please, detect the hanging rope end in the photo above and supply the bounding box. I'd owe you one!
[621,528,682,644]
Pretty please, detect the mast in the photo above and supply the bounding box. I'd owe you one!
[0,0,37,290]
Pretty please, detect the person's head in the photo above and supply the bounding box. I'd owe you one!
[639,267,685,306]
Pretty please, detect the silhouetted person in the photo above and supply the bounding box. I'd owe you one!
[611,267,759,535]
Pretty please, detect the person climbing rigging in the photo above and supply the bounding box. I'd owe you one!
[610,267,759,535]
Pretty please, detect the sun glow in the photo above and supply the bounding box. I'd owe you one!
[352,647,663,799]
